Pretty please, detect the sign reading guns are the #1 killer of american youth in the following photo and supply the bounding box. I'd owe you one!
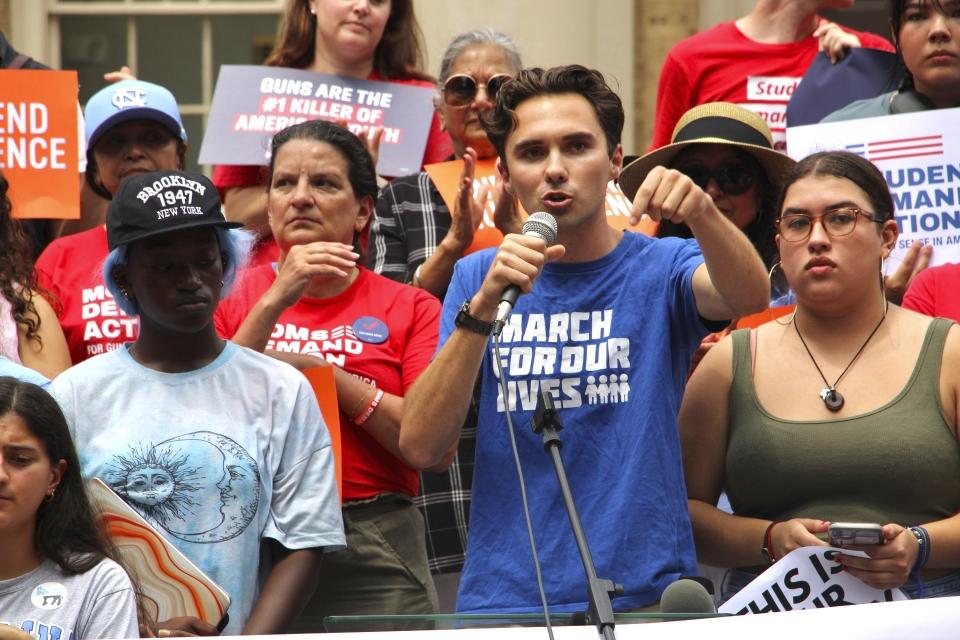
[786,108,960,274]
[199,65,435,177]
[0,69,79,219]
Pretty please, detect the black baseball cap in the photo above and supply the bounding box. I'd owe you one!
[107,170,242,250]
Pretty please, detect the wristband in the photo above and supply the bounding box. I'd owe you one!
[353,388,384,426]
[455,300,495,336]
[412,265,423,288]
[908,526,931,570]
[761,521,782,565]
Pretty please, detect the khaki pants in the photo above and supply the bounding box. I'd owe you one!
[289,495,438,632]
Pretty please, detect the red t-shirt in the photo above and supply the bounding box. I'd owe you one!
[34,226,139,364]
[214,265,440,500]
[650,20,894,150]
[902,264,960,323]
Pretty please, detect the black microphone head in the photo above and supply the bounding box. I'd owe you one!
[522,212,558,246]
[659,578,717,614]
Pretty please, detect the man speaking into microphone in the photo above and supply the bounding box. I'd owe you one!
[400,65,769,615]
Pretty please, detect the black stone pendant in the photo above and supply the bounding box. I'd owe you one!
[819,387,844,412]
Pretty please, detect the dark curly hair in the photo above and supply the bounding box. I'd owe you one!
[482,65,624,172]
[0,171,45,348]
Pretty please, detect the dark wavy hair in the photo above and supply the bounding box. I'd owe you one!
[265,0,431,81]
[482,65,623,172]
[0,172,45,347]
[890,0,949,92]
[777,151,895,223]
[268,119,378,202]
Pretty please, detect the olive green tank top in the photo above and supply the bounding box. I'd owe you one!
[725,317,960,526]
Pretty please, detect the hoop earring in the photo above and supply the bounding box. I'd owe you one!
[768,261,795,325]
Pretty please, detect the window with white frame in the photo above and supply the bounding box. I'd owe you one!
[49,0,283,173]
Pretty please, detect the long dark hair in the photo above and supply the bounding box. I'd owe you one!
[266,0,432,81]
[0,172,45,347]
[0,378,111,572]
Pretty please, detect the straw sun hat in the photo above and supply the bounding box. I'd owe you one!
[618,102,797,201]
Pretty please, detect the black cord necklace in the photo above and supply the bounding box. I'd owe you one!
[793,301,889,412]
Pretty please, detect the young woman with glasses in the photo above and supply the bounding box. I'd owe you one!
[679,150,960,602]
[367,29,524,299]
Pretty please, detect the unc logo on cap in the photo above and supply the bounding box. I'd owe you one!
[112,87,148,110]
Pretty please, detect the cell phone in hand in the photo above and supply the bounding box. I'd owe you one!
[828,522,884,546]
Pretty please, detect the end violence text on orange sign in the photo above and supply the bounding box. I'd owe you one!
[0,69,79,219]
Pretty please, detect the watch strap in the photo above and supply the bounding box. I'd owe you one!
[455,300,494,336]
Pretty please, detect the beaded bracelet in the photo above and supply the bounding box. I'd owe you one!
[908,525,931,598]
[353,388,384,426]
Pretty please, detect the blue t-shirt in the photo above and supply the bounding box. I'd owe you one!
[440,231,717,614]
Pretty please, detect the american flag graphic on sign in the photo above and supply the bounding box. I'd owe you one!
[845,135,944,162]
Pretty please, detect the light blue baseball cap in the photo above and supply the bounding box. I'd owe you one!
[84,79,188,148]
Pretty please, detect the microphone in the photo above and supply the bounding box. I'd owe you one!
[494,212,558,331]
[659,577,717,615]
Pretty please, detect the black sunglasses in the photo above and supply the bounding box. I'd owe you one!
[675,162,758,196]
[441,74,512,107]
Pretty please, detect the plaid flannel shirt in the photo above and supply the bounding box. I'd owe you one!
[369,171,475,574]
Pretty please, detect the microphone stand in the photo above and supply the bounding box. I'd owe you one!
[531,390,621,640]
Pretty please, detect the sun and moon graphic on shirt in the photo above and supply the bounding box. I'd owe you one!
[105,431,260,543]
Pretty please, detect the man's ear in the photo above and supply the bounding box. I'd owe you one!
[609,144,624,182]
[496,157,514,196]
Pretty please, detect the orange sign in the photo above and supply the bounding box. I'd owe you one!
[302,365,343,501]
[424,158,657,255]
[736,304,795,329]
[0,69,79,219]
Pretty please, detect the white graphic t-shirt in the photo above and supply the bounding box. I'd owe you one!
[51,342,345,634]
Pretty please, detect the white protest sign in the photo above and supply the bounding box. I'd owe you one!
[786,108,960,274]
[719,547,907,615]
